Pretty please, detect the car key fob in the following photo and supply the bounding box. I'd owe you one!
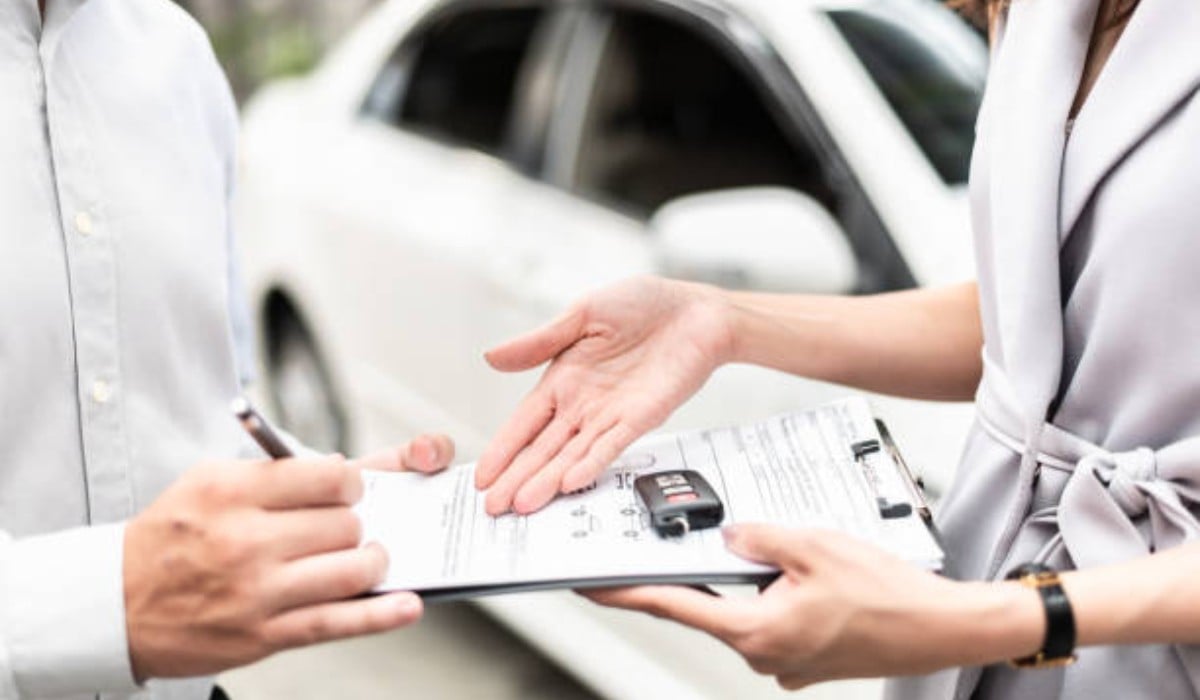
[634,470,725,537]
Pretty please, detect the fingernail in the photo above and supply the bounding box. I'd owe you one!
[364,541,388,567]
[562,470,589,493]
[345,467,365,503]
[513,494,542,515]
[722,525,741,544]
[391,593,422,619]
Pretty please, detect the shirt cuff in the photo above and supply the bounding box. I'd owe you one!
[0,523,141,697]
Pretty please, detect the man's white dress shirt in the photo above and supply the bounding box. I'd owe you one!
[0,0,257,697]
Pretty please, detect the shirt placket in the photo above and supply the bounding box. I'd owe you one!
[41,46,134,525]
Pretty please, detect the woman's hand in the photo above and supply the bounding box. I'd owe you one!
[585,525,1044,690]
[476,276,734,515]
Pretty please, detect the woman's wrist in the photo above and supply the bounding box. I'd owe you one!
[715,288,846,377]
[698,285,815,368]
[945,581,1046,667]
[677,280,743,368]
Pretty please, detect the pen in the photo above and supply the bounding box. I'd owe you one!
[231,397,294,459]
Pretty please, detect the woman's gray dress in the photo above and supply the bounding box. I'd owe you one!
[886,0,1200,697]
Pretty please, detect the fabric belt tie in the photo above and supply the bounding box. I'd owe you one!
[1098,447,1156,518]
[971,360,1200,696]
[975,359,1200,572]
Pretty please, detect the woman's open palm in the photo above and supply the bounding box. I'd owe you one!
[476,277,732,515]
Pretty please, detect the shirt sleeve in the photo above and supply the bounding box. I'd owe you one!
[0,524,141,698]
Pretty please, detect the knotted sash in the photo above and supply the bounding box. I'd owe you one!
[976,358,1200,692]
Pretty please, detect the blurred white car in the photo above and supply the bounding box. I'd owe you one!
[236,0,987,697]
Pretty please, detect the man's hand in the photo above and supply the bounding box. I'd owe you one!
[584,525,1043,690]
[123,435,454,681]
[353,434,456,475]
[477,276,733,515]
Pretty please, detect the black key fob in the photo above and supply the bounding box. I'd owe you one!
[634,470,725,537]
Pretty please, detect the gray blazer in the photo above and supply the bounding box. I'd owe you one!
[888,0,1200,697]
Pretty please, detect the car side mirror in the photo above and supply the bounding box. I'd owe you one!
[650,187,858,293]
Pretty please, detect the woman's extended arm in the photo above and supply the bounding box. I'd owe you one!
[723,282,982,401]
[586,527,1200,690]
[1065,540,1200,647]
[476,276,983,514]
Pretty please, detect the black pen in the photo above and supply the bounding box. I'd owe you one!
[231,397,293,459]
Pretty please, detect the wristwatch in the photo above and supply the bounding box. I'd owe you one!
[1005,563,1078,668]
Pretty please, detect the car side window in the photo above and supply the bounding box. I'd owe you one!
[572,9,838,219]
[366,6,547,156]
[826,7,985,185]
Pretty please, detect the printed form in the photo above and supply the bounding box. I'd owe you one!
[356,398,943,597]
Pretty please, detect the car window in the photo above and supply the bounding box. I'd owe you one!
[572,8,838,218]
[827,4,986,184]
[366,5,547,156]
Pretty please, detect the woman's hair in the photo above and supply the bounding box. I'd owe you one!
[948,0,1139,31]
[947,0,992,29]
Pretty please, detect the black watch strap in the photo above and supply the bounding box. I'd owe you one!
[1005,563,1077,668]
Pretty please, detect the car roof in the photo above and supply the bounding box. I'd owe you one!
[673,0,838,15]
[555,0,836,13]
[556,0,878,22]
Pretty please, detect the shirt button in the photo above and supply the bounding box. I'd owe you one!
[75,212,95,236]
[91,380,112,404]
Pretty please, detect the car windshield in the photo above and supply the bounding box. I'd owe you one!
[827,1,987,184]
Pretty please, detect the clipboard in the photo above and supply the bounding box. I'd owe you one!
[356,398,946,601]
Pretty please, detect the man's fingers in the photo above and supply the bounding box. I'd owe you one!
[262,590,423,651]
[512,415,616,514]
[776,673,815,692]
[484,307,585,372]
[475,391,555,490]
[411,435,456,472]
[264,507,363,561]
[561,421,637,493]
[583,586,749,645]
[352,435,455,474]
[267,542,389,612]
[255,457,362,510]
[722,524,816,572]
[484,416,576,515]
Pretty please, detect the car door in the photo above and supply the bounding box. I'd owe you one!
[321,1,579,449]
[532,0,897,426]
[504,6,905,695]
[544,1,918,293]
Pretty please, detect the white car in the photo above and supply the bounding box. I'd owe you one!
[236,0,987,697]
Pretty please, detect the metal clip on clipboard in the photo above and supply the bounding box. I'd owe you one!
[849,420,936,531]
[874,419,935,527]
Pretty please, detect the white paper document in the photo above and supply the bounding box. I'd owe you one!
[356,398,943,599]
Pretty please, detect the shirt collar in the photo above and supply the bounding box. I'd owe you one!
[39,0,90,64]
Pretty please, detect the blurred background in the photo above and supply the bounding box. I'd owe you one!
[182,0,988,697]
